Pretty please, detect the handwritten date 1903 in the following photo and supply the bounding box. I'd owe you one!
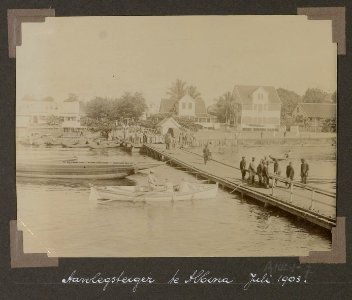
[244,273,307,290]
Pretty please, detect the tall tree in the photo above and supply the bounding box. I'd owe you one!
[331,90,337,103]
[210,91,239,125]
[112,92,147,119]
[187,85,202,101]
[302,88,329,103]
[277,88,302,120]
[85,97,112,120]
[166,79,187,101]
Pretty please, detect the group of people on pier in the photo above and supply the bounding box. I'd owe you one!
[240,156,309,189]
[165,130,197,150]
[116,125,164,145]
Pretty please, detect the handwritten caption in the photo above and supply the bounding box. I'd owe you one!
[62,261,312,292]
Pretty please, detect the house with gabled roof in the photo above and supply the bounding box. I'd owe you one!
[159,95,218,128]
[233,85,282,131]
[159,94,207,117]
[156,116,182,135]
[292,102,336,131]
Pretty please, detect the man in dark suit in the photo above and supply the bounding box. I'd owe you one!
[257,159,263,186]
[240,156,247,180]
[300,158,309,184]
[263,161,270,188]
[286,162,295,188]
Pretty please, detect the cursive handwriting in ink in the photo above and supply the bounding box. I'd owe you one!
[244,273,272,290]
[62,270,155,292]
[185,270,233,284]
[167,269,180,284]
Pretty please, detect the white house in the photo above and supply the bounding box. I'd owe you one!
[159,95,218,128]
[16,97,83,135]
[156,117,181,135]
[233,85,282,131]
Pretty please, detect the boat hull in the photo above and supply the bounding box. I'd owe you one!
[90,183,218,202]
[16,161,164,179]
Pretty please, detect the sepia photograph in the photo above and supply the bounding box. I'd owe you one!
[16,15,337,257]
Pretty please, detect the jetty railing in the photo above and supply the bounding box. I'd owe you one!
[172,148,336,216]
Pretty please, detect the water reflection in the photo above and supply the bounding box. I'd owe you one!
[17,146,331,257]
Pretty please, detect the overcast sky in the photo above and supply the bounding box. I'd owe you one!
[17,16,336,106]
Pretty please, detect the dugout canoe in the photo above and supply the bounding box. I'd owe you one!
[89,182,218,202]
[16,161,164,179]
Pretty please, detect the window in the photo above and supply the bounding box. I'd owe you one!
[253,104,257,110]
[263,104,267,110]
[297,107,299,113]
[258,104,263,112]
[182,103,186,109]
[188,103,192,109]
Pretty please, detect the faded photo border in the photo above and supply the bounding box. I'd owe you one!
[1,0,351,298]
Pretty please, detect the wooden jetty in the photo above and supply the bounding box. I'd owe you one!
[143,144,336,231]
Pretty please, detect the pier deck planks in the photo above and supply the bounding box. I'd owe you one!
[144,144,336,231]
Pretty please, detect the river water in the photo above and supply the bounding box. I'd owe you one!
[16,146,333,257]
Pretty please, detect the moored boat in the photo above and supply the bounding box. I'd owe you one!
[89,182,218,202]
[61,143,90,148]
[88,142,121,149]
[16,160,164,179]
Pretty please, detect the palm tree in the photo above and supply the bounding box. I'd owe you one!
[187,85,202,101]
[166,79,187,102]
[213,91,240,125]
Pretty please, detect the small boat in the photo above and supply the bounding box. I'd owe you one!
[16,160,164,179]
[90,182,218,202]
[61,143,90,148]
[88,142,120,149]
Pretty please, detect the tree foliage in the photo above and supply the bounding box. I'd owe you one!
[166,79,203,102]
[276,88,302,121]
[209,91,239,124]
[302,88,329,103]
[64,93,79,102]
[187,85,202,101]
[331,90,337,103]
[166,79,187,102]
[84,92,147,137]
[82,117,115,139]
[46,115,63,126]
[85,97,113,120]
[113,92,147,119]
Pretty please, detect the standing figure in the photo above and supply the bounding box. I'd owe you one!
[300,158,309,184]
[263,161,270,188]
[273,159,281,186]
[248,157,256,185]
[207,142,213,161]
[203,143,210,165]
[286,162,295,188]
[257,160,263,186]
[240,156,247,180]
[165,132,171,150]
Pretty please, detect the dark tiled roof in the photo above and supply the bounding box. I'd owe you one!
[234,85,281,105]
[195,99,207,114]
[159,98,177,113]
[299,103,336,119]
